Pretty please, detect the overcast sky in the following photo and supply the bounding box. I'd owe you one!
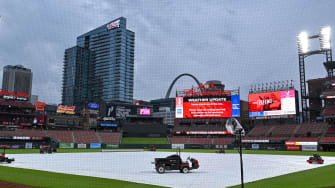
[0,0,334,104]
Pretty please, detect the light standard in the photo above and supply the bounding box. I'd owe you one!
[297,27,333,123]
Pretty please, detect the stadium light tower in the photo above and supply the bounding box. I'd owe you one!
[297,27,334,123]
[298,31,309,54]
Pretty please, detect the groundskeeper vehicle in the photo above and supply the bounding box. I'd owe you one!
[307,153,324,164]
[153,152,199,174]
[40,145,57,154]
[0,145,14,163]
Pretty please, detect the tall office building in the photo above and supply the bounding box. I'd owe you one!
[2,65,33,96]
[62,17,135,106]
[62,46,91,106]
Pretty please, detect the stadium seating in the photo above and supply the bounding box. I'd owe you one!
[0,129,124,144]
[269,124,298,136]
[97,132,121,144]
[0,130,18,136]
[17,129,48,137]
[169,137,189,144]
[325,127,335,136]
[295,123,327,136]
[242,136,289,141]
[213,138,234,145]
[290,137,320,142]
[188,138,212,144]
[320,136,335,143]
[173,125,227,132]
[322,107,335,116]
[48,130,74,143]
[243,136,269,140]
[73,130,99,144]
[319,127,335,143]
[268,136,290,140]
[247,125,273,136]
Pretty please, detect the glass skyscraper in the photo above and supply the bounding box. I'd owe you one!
[2,65,33,96]
[62,17,135,106]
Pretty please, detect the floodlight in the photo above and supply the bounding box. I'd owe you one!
[297,31,309,54]
[320,26,331,50]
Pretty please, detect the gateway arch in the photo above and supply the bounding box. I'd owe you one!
[165,73,201,99]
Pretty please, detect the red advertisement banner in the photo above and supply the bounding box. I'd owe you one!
[183,101,232,118]
[249,92,281,112]
[286,145,300,151]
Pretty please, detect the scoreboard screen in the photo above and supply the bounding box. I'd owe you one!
[176,95,240,118]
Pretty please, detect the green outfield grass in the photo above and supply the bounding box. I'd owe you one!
[121,137,169,144]
[0,166,164,188]
[229,164,335,188]
[156,149,335,157]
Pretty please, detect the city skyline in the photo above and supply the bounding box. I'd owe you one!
[0,1,335,104]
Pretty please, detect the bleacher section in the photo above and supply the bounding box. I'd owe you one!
[0,130,18,136]
[169,137,189,144]
[320,137,335,143]
[295,123,327,136]
[320,127,335,143]
[188,138,212,144]
[247,125,273,136]
[169,137,234,145]
[213,138,234,145]
[73,130,99,144]
[48,130,73,143]
[0,129,121,144]
[270,124,297,136]
[97,132,121,144]
[246,123,329,142]
[173,125,226,132]
[290,137,320,142]
[17,129,48,137]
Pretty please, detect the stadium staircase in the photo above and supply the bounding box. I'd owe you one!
[291,124,302,139]
[71,131,76,143]
[319,125,331,143]
[265,126,275,136]
[96,132,102,143]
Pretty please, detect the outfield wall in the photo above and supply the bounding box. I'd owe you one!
[0,139,326,152]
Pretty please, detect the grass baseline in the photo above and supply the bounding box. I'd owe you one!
[0,166,165,188]
[229,164,335,188]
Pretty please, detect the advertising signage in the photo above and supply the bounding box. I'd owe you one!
[88,103,99,109]
[106,104,136,119]
[106,19,120,30]
[35,101,46,111]
[183,83,231,97]
[57,105,75,114]
[100,123,118,127]
[176,95,240,118]
[249,90,296,117]
[0,89,30,101]
[139,108,151,116]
